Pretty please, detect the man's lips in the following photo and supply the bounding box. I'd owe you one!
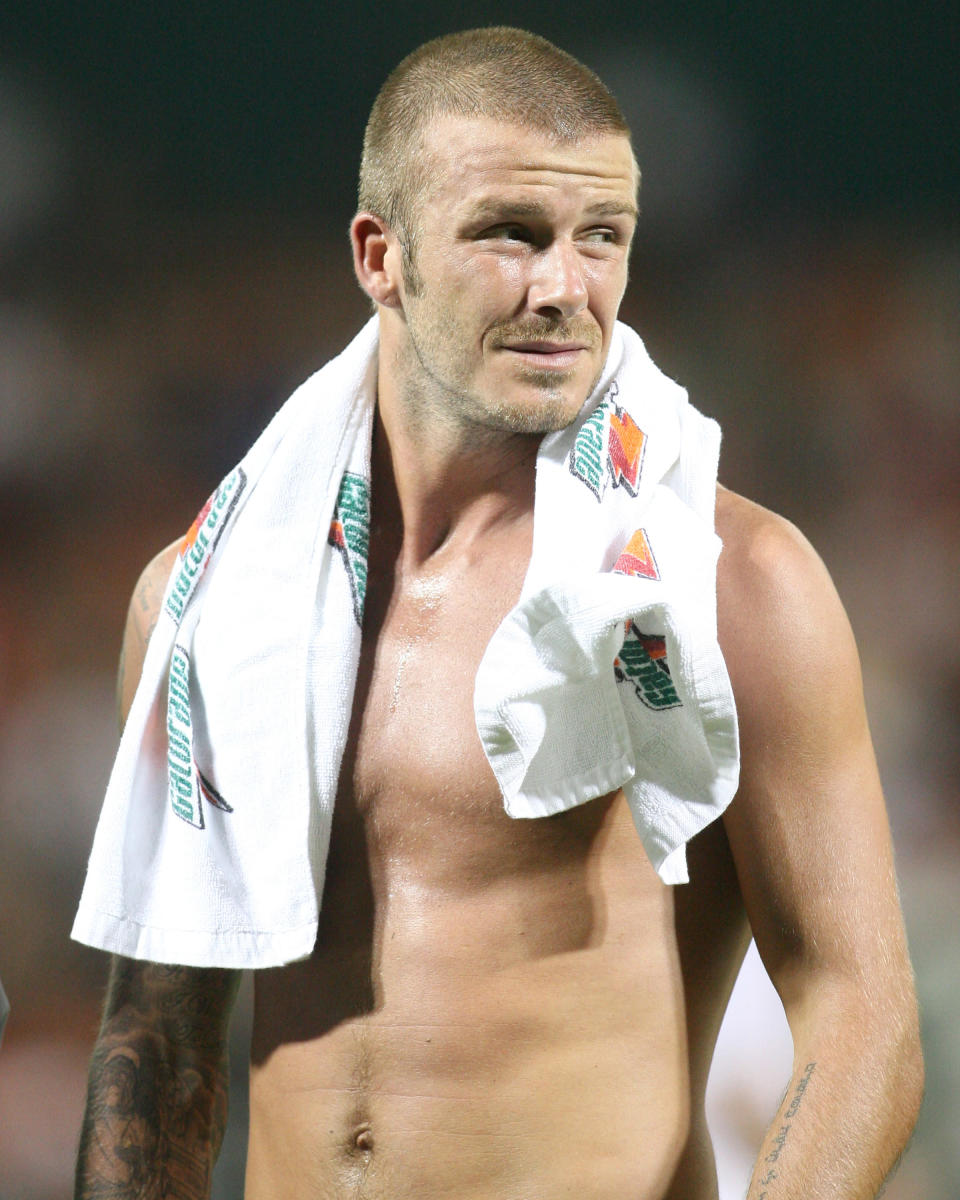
[500,340,591,366]
[504,340,588,353]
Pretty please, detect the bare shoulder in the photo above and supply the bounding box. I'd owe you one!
[715,483,844,628]
[711,493,917,1038]
[714,483,864,735]
[116,539,183,728]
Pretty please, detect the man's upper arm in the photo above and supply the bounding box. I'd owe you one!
[79,542,242,1192]
[715,489,916,1034]
[117,540,182,729]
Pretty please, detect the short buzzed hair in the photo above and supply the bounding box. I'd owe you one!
[358,27,633,248]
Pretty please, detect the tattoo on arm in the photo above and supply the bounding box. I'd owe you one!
[129,571,164,662]
[135,576,162,645]
[756,1061,817,1198]
[116,568,168,730]
[76,962,239,1200]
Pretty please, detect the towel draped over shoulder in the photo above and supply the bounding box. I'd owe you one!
[72,318,739,969]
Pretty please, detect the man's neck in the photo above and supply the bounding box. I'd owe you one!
[373,389,540,572]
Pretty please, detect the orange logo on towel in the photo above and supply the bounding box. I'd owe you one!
[607,407,645,496]
[614,621,681,710]
[636,631,667,660]
[569,384,647,501]
[180,497,214,558]
[613,528,660,581]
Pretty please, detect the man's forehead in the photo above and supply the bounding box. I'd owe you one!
[418,114,638,196]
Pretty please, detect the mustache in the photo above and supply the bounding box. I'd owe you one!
[488,318,601,349]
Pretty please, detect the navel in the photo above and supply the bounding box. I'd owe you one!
[351,1122,374,1153]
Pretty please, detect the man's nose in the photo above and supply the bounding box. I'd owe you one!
[527,240,588,318]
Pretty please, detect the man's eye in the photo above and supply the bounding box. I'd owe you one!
[485,224,533,242]
[581,228,617,244]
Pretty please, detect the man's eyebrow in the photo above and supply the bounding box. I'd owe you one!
[462,198,548,222]
[462,196,638,223]
[584,199,639,219]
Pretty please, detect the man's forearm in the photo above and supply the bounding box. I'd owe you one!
[75,962,238,1200]
[746,1015,923,1199]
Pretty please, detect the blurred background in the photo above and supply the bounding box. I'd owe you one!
[0,1,956,1196]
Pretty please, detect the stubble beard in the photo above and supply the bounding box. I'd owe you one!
[400,303,604,441]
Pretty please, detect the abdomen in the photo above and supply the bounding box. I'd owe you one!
[246,795,692,1200]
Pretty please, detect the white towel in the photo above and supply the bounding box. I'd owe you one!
[476,323,740,883]
[73,320,378,968]
[72,318,739,969]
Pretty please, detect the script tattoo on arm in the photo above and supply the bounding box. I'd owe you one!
[132,573,163,647]
[75,960,239,1200]
[116,566,167,731]
[756,1061,817,1198]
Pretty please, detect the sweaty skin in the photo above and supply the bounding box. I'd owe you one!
[241,124,704,1197]
[104,499,738,1200]
[95,483,917,1200]
[246,443,694,1200]
[76,116,921,1200]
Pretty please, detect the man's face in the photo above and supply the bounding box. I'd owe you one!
[388,115,638,437]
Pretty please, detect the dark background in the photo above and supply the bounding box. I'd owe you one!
[1,3,957,1195]
[5,0,957,217]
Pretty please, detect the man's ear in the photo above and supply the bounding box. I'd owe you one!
[351,213,403,308]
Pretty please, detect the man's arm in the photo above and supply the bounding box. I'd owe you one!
[715,489,923,1199]
[115,539,181,728]
[76,540,241,1198]
[75,958,240,1199]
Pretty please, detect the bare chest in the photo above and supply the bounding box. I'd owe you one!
[248,530,696,1199]
[346,538,528,835]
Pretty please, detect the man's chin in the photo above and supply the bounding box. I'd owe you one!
[493,369,597,429]
[486,390,587,436]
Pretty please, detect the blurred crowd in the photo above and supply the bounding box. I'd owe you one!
[0,43,957,1200]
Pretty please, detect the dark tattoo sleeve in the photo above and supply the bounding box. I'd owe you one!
[75,960,240,1200]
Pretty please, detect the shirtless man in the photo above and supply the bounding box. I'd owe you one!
[74,27,922,1200]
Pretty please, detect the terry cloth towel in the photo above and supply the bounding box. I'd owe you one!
[474,326,740,882]
[72,318,739,970]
